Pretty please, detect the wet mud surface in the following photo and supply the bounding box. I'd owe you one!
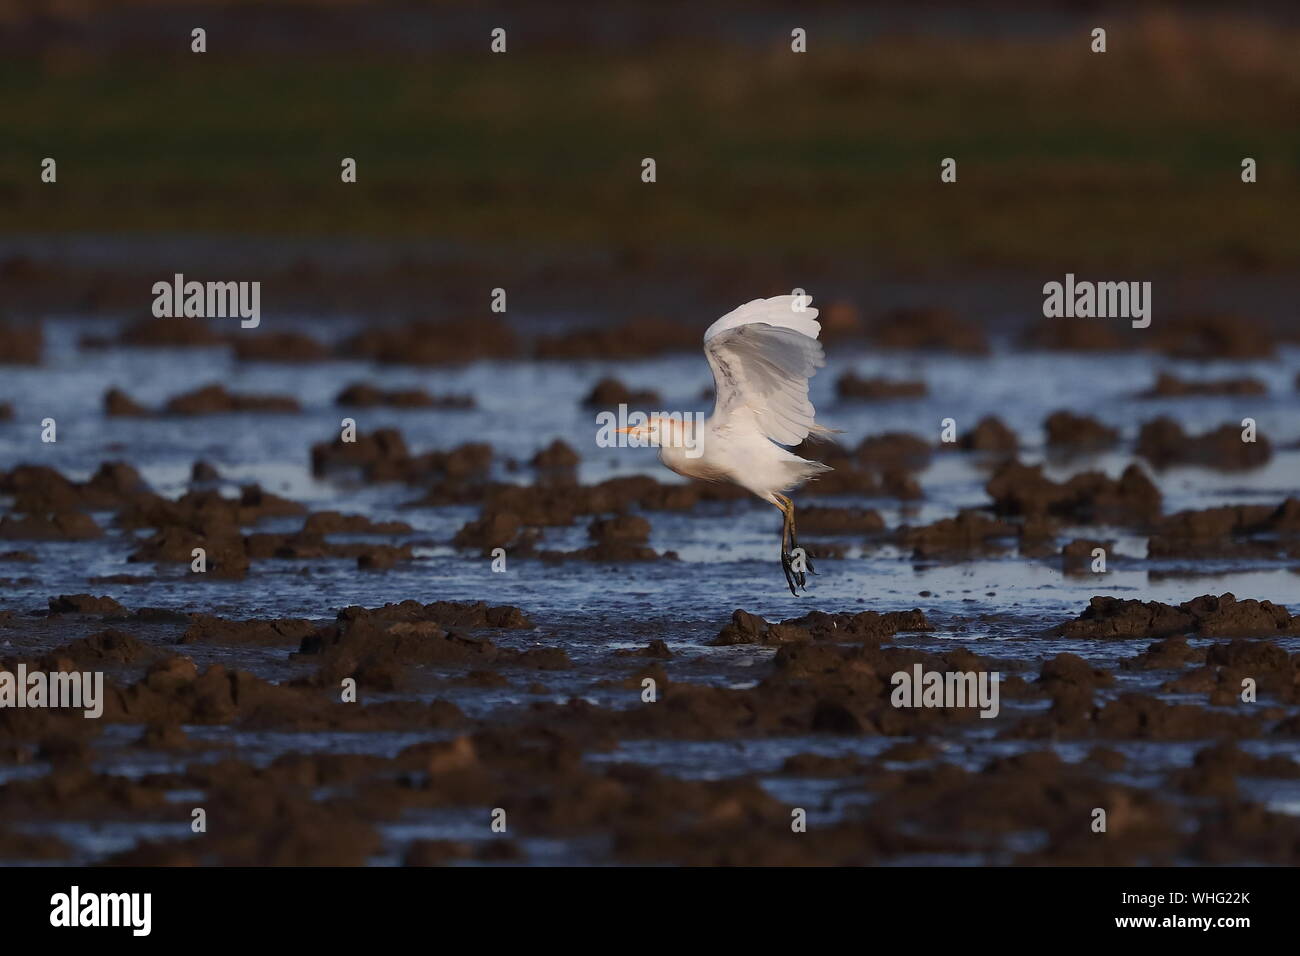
[1,310,1299,865]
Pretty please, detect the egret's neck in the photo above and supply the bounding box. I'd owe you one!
[658,442,689,473]
[657,421,708,477]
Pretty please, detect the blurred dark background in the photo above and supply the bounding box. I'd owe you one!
[1,0,1298,328]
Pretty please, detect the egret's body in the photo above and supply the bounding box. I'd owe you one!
[617,295,833,594]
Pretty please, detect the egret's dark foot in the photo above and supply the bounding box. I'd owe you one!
[780,551,800,596]
[790,543,816,580]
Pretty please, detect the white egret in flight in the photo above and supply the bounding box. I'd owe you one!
[617,294,833,595]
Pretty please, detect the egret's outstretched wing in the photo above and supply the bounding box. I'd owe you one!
[704,295,824,446]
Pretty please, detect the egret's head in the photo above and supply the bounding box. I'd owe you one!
[616,415,681,446]
[613,412,704,459]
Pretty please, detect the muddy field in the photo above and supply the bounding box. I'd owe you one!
[1,300,1298,866]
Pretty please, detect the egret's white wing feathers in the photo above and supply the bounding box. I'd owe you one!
[704,294,821,343]
[704,295,825,447]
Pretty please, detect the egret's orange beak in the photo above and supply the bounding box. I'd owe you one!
[615,425,641,434]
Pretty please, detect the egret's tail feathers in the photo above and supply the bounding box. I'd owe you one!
[783,457,834,490]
